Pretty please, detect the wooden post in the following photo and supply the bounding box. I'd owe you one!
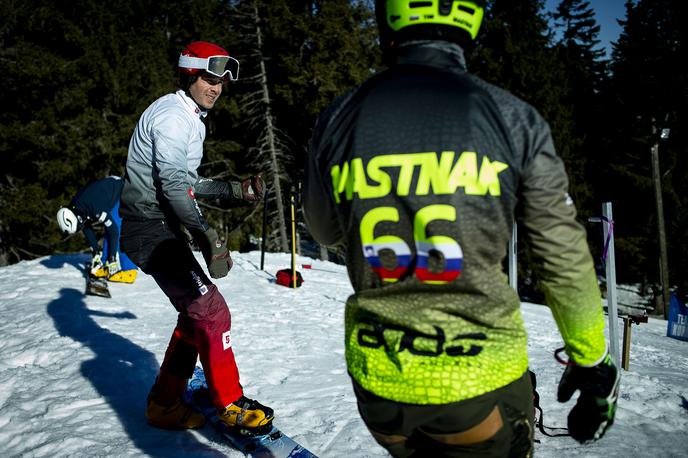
[651,123,671,320]
[620,314,647,371]
[621,317,632,371]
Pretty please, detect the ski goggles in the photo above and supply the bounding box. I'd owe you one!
[178,55,240,81]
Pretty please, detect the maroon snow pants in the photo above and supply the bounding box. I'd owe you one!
[121,219,243,408]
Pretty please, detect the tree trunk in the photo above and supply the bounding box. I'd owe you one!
[253,1,289,251]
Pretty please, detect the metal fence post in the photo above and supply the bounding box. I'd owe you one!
[602,202,621,368]
[508,221,517,292]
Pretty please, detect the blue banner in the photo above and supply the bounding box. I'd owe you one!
[667,293,688,341]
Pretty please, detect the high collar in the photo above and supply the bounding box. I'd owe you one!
[395,40,468,73]
[176,89,208,119]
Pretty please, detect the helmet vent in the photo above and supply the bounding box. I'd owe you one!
[439,1,452,15]
[382,0,484,40]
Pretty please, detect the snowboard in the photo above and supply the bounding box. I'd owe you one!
[185,366,318,458]
[86,275,111,298]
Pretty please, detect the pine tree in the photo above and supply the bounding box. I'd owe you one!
[471,0,576,187]
[550,0,609,243]
[227,0,295,251]
[226,0,379,252]
[0,0,238,263]
[606,0,687,297]
[470,0,579,297]
[0,0,381,262]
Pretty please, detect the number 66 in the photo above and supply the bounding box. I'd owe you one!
[360,204,463,285]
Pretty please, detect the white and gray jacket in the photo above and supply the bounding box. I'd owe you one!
[120,90,242,232]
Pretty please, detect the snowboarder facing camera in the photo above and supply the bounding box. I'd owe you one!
[57,175,138,284]
[303,1,619,456]
[119,40,272,434]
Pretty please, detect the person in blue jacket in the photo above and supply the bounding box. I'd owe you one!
[56,176,137,283]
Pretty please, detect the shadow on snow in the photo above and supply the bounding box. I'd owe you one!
[47,287,225,457]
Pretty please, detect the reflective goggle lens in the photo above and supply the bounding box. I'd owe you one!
[206,55,239,81]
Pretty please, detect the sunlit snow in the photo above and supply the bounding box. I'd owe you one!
[0,251,686,457]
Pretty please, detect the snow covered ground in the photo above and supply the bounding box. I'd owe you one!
[0,251,686,457]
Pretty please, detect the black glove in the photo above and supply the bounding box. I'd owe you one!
[240,175,265,202]
[194,228,233,279]
[557,352,620,443]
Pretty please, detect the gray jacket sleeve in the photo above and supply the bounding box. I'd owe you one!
[515,109,606,366]
[475,75,607,365]
[152,113,209,232]
[194,177,244,202]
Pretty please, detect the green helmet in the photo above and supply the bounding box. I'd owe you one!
[376,1,485,54]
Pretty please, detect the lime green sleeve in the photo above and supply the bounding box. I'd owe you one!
[518,125,607,366]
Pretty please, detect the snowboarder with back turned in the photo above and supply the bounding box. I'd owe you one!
[56,175,138,283]
[119,40,272,433]
[303,1,619,456]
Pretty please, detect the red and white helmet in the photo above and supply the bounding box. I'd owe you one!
[178,41,240,81]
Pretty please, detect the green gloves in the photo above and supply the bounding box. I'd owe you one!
[557,352,620,443]
[195,227,233,279]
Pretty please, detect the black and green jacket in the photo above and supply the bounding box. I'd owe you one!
[303,41,606,405]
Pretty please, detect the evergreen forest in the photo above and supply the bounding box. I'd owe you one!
[1,0,686,311]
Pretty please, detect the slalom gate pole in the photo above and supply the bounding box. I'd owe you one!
[260,186,270,271]
[290,188,297,288]
[589,203,621,368]
[602,203,621,368]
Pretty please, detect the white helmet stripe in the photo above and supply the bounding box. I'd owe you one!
[178,55,208,69]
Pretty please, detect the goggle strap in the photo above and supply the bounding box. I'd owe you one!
[178,55,209,70]
[178,55,239,80]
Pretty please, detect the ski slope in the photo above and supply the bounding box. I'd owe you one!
[0,251,686,457]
